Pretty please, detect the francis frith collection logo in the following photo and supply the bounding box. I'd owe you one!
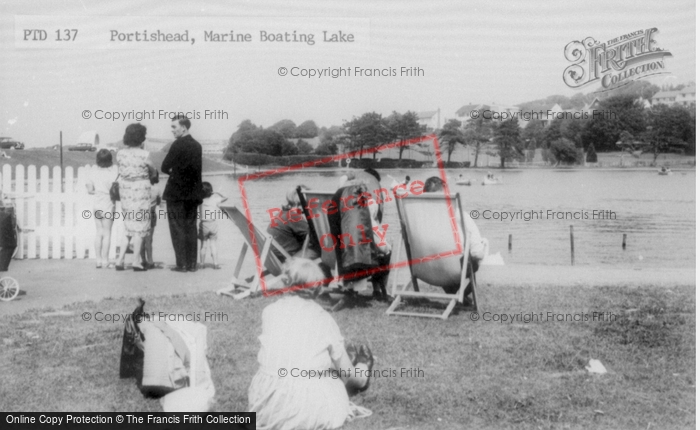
[563,28,672,92]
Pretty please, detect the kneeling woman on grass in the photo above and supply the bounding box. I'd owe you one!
[249,258,373,430]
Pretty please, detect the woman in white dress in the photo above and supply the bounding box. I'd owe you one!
[249,258,373,430]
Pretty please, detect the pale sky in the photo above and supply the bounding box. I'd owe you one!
[0,0,695,147]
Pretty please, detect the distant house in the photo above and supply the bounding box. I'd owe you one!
[651,86,696,107]
[583,98,601,113]
[455,103,486,125]
[676,85,696,107]
[651,90,680,106]
[455,102,519,126]
[416,110,441,130]
[201,140,227,156]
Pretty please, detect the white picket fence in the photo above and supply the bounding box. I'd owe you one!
[1,164,125,260]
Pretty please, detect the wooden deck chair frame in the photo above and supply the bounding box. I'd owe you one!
[216,204,291,299]
[386,192,478,319]
[296,188,341,285]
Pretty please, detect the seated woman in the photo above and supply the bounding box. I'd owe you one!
[248,258,373,430]
[423,176,489,282]
[266,187,314,259]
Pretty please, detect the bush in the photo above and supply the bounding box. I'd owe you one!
[224,152,336,168]
[436,161,471,168]
[549,139,580,165]
[348,158,427,169]
[586,143,598,163]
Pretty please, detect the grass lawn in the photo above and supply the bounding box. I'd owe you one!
[0,283,694,429]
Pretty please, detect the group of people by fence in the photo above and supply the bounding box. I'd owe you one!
[86,118,226,272]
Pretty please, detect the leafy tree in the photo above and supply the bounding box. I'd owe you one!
[343,112,391,159]
[295,120,319,138]
[269,119,297,138]
[315,141,338,155]
[386,111,425,160]
[493,118,523,168]
[581,94,645,151]
[295,139,314,155]
[526,138,537,162]
[642,105,692,165]
[229,127,297,156]
[549,138,579,165]
[438,119,466,164]
[464,107,493,167]
[522,120,546,149]
[228,119,259,151]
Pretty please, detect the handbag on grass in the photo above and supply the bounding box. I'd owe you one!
[110,174,120,202]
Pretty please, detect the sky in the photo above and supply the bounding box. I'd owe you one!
[0,0,695,147]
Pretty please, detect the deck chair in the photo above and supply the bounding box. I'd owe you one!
[296,188,340,282]
[386,193,478,320]
[216,204,290,299]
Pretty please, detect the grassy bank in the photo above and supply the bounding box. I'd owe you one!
[0,283,694,429]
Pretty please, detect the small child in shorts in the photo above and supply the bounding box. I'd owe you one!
[141,168,161,269]
[199,182,228,269]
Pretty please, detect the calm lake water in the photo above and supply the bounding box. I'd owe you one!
[203,168,695,269]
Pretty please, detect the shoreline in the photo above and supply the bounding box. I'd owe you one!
[0,259,693,317]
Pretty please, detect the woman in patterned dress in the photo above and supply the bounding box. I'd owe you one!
[115,123,153,271]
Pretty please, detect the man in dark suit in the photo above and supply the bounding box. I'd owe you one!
[162,116,203,272]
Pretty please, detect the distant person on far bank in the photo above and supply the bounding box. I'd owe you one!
[162,116,203,272]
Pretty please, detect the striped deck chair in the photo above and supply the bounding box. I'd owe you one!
[215,204,290,299]
[386,193,478,320]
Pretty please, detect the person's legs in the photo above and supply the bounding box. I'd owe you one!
[131,235,144,269]
[100,218,114,266]
[210,237,219,268]
[370,251,392,300]
[167,200,187,269]
[94,218,103,266]
[142,229,153,265]
[200,238,208,268]
[116,234,130,269]
[183,201,199,271]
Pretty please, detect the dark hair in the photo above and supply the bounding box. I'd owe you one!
[149,166,159,185]
[172,115,191,130]
[424,176,446,192]
[363,168,381,182]
[202,182,213,198]
[95,148,113,168]
[123,123,147,147]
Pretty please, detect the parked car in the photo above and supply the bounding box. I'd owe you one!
[67,143,96,152]
[0,137,24,150]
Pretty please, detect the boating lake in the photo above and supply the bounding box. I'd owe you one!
[203,168,696,269]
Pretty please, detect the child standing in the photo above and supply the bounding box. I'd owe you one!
[140,167,161,269]
[86,149,119,268]
[198,182,227,269]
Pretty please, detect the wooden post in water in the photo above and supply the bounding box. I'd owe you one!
[508,234,512,251]
[622,233,627,250]
[570,225,574,265]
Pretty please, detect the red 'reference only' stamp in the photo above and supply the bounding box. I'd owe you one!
[237,133,461,296]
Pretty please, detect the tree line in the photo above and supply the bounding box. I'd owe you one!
[226,111,427,160]
[442,94,695,167]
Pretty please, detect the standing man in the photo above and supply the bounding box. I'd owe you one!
[162,116,203,272]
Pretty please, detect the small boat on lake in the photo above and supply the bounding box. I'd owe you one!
[456,178,472,186]
[658,167,672,176]
[482,176,503,185]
